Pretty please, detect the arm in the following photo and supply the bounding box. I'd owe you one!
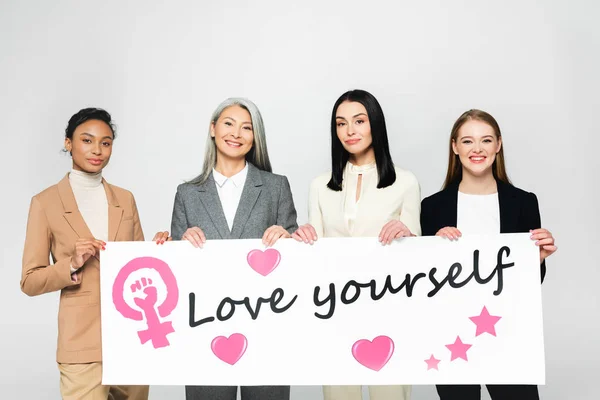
[277,176,299,234]
[523,192,547,283]
[131,194,144,241]
[307,178,324,238]
[170,189,188,241]
[420,198,434,237]
[398,175,422,236]
[20,196,79,296]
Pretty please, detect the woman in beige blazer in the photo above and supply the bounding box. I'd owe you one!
[20,108,149,400]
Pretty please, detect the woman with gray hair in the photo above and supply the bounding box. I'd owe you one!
[154,97,297,400]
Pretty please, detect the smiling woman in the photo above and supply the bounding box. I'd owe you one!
[153,97,298,400]
[20,108,149,399]
[420,109,557,400]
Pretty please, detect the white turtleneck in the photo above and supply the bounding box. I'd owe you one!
[69,169,109,272]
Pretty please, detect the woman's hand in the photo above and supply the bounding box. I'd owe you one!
[262,225,291,247]
[182,227,207,248]
[530,228,557,263]
[291,224,318,245]
[435,226,462,240]
[72,238,105,269]
[379,220,413,245]
[152,231,172,245]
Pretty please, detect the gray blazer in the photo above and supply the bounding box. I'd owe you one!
[170,163,298,241]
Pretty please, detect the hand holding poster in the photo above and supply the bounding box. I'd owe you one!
[100,233,544,386]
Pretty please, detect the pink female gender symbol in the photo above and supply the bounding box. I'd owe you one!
[112,257,179,349]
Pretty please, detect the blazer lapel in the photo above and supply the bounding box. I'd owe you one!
[196,174,230,239]
[230,163,263,239]
[104,180,124,242]
[497,179,518,233]
[445,181,460,227]
[57,174,99,259]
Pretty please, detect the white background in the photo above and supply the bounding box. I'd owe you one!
[100,236,543,386]
[0,0,597,399]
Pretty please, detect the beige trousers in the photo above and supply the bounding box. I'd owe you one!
[58,362,149,400]
[323,385,411,400]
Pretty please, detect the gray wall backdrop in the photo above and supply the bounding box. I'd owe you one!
[0,0,597,399]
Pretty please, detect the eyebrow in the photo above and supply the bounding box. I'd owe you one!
[336,113,368,119]
[460,135,494,140]
[80,132,113,140]
[224,116,252,125]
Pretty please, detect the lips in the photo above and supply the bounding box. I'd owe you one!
[225,140,242,148]
[345,138,361,145]
[88,159,103,165]
[469,156,486,164]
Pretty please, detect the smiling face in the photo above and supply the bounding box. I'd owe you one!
[211,105,254,162]
[452,119,502,178]
[335,101,374,163]
[64,119,114,173]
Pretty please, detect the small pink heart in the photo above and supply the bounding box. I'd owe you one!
[352,335,395,371]
[211,333,248,365]
[247,248,281,276]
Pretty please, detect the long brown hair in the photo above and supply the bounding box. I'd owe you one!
[442,109,511,189]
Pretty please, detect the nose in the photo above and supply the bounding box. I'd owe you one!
[232,128,242,138]
[92,143,102,155]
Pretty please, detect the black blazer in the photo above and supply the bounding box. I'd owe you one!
[420,179,546,282]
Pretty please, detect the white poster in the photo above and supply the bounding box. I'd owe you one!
[100,233,545,386]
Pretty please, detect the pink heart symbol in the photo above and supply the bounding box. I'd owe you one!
[246,248,281,276]
[352,335,395,371]
[211,333,248,365]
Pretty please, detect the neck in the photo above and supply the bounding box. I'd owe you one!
[349,148,375,166]
[215,157,246,178]
[459,169,497,194]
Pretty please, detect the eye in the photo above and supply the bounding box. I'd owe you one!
[337,122,346,127]
[355,119,364,125]
[224,121,233,126]
[462,140,472,144]
[483,139,493,143]
[82,138,91,143]
[243,126,253,131]
[102,141,112,147]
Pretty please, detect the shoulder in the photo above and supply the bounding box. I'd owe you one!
[106,183,138,208]
[309,171,332,192]
[392,165,419,187]
[255,168,289,185]
[421,187,452,210]
[33,183,60,204]
[501,181,539,204]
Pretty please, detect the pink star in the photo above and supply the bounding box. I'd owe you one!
[445,336,472,361]
[469,306,502,337]
[425,354,441,371]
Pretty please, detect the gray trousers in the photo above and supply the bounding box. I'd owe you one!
[185,385,290,400]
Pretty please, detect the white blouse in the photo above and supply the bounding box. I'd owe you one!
[212,164,248,231]
[308,162,422,238]
[456,191,500,235]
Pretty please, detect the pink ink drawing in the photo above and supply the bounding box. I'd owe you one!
[445,336,472,361]
[112,257,179,349]
[351,335,395,371]
[469,306,502,337]
[246,248,281,276]
[211,333,248,365]
[425,354,441,371]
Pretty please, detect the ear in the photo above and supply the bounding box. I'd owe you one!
[451,139,458,155]
[64,138,71,151]
[210,122,216,138]
[496,136,502,153]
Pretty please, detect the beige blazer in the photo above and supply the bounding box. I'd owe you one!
[21,173,144,363]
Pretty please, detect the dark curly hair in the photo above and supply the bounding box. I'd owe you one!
[65,107,116,140]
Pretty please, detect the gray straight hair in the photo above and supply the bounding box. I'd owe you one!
[188,97,273,185]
